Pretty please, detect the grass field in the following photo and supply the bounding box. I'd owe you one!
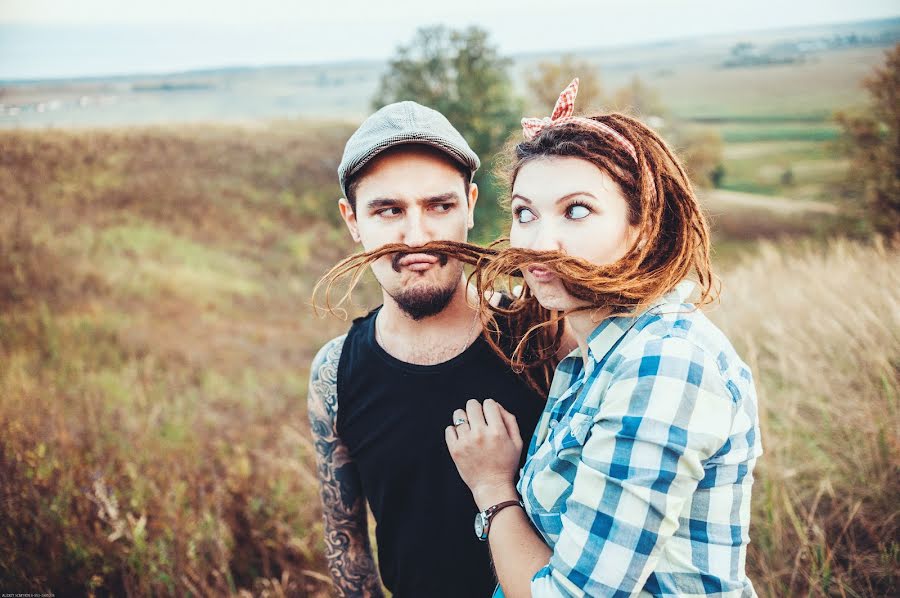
[0,124,896,596]
[715,138,848,198]
[0,124,358,596]
[712,238,899,597]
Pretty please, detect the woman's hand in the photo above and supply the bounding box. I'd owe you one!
[445,398,523,510]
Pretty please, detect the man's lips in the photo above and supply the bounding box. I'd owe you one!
[527,265,556,282]
[397,253,440,271]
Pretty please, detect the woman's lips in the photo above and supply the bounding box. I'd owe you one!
[527,265,556,282]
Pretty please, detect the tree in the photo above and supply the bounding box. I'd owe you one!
[709,163,726,188]
[609,76,666,118]
[373,25,523,241]
[525,55,603,114]
[672,127,725,189]
[607,77,723,189]
[836,43,900,236]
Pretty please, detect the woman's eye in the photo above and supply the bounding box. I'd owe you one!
[515,207,536,223]
[567,204,590,220]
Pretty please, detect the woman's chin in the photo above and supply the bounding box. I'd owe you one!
[529,285,578,312]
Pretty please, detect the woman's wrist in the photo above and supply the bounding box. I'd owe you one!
[473,482,519,512]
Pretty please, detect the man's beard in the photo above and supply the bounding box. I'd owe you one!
[388,252,457,321]
[390,282,458,321]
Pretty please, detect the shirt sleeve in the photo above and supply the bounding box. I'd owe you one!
[530,336,736,597]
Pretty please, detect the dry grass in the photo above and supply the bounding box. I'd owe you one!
[0,126,896,596]
[710,238,900,597]
[0,124,360,596]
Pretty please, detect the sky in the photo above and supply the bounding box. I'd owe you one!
[1,0,898,80]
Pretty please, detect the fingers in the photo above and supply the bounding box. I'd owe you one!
[445,424,458,447]
[465,398,486,430]
[482,398,505,430]
[452,408,469,433]
[451,399,517,444]
[498,404,523,450]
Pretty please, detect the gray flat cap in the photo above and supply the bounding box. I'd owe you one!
[337,101,480,197]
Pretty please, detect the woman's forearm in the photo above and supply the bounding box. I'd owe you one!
[488,506,552,597]
[475,485,552,598]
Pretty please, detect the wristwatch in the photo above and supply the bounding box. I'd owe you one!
[474,499,524,541]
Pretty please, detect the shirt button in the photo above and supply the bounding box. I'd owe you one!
[549,420,558,429]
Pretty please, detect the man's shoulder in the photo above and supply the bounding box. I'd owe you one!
[311,334,348,375]
[308,334,348,411]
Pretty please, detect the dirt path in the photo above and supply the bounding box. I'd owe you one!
[700,189,839,214]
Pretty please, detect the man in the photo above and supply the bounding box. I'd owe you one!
[307,102,545,597]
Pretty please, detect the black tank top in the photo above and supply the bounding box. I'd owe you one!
[336,306,544,598]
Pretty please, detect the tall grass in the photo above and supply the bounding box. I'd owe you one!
[1,127,896,596]
[711,239,900,597]
[0,125,358,596]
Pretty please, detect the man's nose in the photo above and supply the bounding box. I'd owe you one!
[402,209,432,247]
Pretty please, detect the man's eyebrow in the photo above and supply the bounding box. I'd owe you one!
[366,197,406,209]
[366,192,460,210]
[420,192,461,203]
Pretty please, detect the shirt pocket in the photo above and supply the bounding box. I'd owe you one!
[550,412,594,457]
[525,412,596,514]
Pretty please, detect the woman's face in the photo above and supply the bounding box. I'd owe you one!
[509,156,638,312]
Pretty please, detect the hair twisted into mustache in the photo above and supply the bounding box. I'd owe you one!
[310,240,497,320]
[310,239,560,394]
[310,237,717,397]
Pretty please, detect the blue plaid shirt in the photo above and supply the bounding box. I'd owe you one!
[514,281,762,597]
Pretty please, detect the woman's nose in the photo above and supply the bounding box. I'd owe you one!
[529,224,563,252]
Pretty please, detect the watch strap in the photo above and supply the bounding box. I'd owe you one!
[484,499,523,520]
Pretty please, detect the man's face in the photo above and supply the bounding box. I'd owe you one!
[339,146,478,320]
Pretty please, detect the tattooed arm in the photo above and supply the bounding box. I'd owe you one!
[307,335,384,597]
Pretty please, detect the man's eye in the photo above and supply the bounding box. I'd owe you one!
[433,203,454,212]
[566,204,590,220]
[515,207,536,223]
[378,208,402,217]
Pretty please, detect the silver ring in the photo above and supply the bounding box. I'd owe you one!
[453,417,468,427]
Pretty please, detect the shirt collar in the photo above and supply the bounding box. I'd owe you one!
[584,280,697,367]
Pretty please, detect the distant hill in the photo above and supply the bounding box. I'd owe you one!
[1,16,897,128]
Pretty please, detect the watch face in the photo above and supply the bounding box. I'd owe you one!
[474,513,486,538]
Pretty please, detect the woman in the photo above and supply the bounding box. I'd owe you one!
[445,80,762,597]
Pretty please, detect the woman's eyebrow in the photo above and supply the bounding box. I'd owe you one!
[510,192,598,205]
[556,191,598,203]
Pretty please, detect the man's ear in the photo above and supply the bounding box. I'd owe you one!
[338,198,361,243]
[466,182,479,230]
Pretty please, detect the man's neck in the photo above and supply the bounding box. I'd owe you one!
[376,276,481,365]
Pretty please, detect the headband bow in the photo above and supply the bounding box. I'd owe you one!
[520,77,637,162]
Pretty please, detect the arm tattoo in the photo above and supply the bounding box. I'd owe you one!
[308,336,384,597]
